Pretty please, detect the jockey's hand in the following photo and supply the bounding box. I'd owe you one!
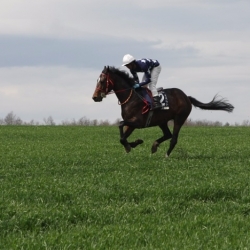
[133,83,140,89]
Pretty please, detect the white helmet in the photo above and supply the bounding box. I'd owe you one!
[122,54,135,66]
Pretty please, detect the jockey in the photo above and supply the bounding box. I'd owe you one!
[122,54,162,110]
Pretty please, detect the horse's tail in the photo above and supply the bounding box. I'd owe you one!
[188,94,234,113]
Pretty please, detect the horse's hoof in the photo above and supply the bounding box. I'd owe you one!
[136,139,143,144]
[151,142,159,154]
[165,153,169,158]
[125,145,131,153]
[151,147,157,154]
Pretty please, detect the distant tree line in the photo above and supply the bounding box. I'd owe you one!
[0,112,121,126]
[0,111,249,127]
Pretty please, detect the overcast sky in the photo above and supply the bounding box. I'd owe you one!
[0,0,249,125]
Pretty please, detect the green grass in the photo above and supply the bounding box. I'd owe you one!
[0,126,250,249]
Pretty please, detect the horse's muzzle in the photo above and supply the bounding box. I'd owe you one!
[92,96,103,102]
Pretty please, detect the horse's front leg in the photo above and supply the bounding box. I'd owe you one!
[119,121,125,138]
[119,121,134,153]
[119,121,143,153]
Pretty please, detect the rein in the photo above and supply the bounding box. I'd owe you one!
[118,89,133,105]
[96,71,150,113]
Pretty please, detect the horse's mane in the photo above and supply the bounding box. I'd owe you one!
[108,66,135,87]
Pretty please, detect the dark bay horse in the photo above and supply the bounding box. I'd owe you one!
[92,66,234,157]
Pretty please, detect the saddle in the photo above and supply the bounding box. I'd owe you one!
[137,87,169,113]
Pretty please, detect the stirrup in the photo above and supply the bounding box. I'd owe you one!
[151,103,162,110]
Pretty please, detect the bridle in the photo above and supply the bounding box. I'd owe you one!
[97,72,133,105]
[97,73,114,97]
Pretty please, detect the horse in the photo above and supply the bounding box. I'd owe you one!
[92,66,234,157]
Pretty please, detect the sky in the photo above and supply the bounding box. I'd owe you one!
[0,0,249,125]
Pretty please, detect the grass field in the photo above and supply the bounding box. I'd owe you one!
[0,125,250,249]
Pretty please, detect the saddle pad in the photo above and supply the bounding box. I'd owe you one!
[158,89,169,109]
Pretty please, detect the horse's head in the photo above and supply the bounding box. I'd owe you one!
[92,66,114,102]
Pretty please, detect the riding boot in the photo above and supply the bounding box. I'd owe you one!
[152,96,162,110]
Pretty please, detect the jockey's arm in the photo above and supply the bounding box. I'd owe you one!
[131,71,140,83]
[139,70,151,86]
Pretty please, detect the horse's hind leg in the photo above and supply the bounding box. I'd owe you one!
[151,124,172,154]
[166,117,186,157]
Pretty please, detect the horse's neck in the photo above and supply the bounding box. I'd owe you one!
[112,76,132,100]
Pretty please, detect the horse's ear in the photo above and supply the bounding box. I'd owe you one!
[103,66,109,73]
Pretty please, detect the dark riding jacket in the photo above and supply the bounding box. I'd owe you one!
[130,58,160,86]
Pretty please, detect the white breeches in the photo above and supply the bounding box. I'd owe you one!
[142,65,161,97]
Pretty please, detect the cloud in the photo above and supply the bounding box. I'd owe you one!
[0,66,121,123]
[1,0,249,70]
[0,0,249,125]
[0,63,248,125]
[3,33,248,71]
[1,0,249,39]
[0,34,200,68]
